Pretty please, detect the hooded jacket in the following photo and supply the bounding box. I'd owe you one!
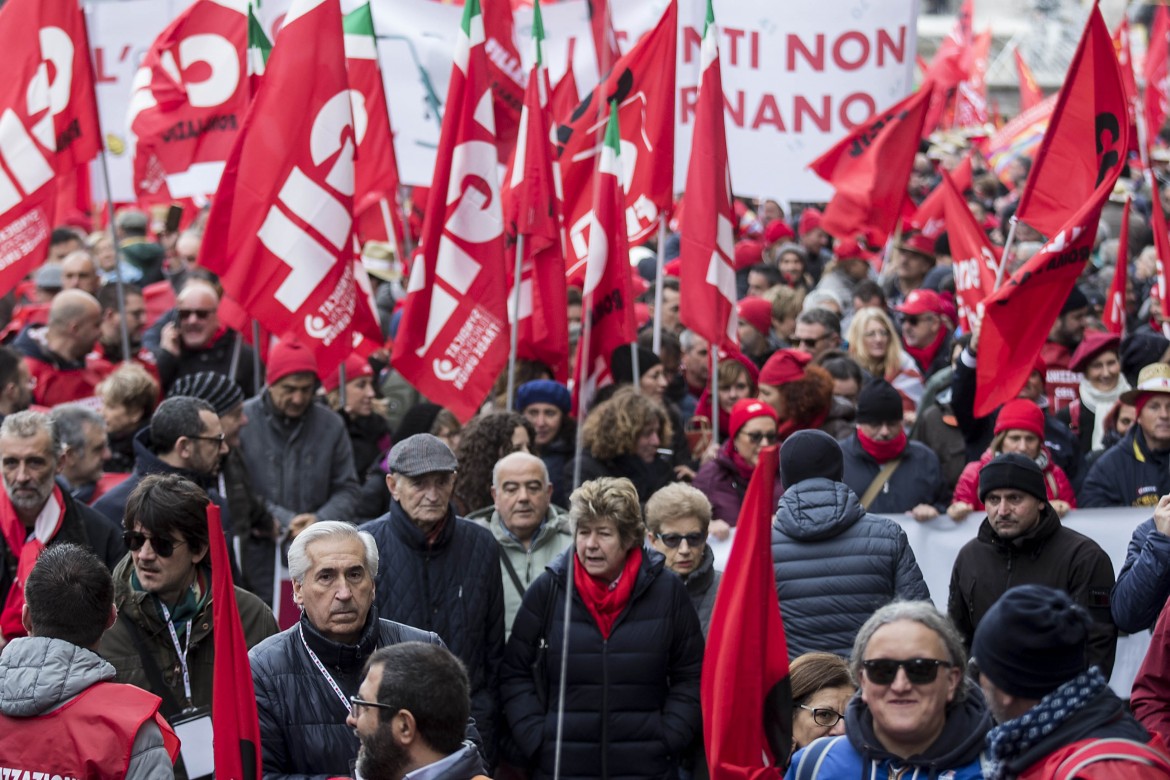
[947,505,1117,677]
[771,478,930,658]
[0,636,175,779]
[786,682,991,780]
[1079,426,1170,508]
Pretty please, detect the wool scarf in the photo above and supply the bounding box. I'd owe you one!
[0,486,65,638]
[857,428,908,463]
[573,546,642,639]
[904,328,946,375]
[1078,374,1130,451]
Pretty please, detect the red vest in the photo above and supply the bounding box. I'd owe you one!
[0,681,179,779]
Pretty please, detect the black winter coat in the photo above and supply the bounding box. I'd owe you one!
[363,502,505,761]
[249,613,442,780]
[839,435,946,513]
[500,546,704,780]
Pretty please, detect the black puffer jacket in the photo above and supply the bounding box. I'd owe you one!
[500,546,704,780]
[771,478,930,658]
[249,613,441,780]
[363,502,504,761]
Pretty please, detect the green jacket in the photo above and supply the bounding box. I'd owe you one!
[470,504,572,640]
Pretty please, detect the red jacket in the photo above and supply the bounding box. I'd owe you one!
[1133,598,1170,745]
[1018,735,1170,780]
[87,341,161,384]
[951,448,1077,510]
[0,681,179,778]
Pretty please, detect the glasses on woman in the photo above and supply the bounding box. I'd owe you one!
[740,431,779,445]
[654,532,706,549]
[798,704,844,728]
[861,658,953,685]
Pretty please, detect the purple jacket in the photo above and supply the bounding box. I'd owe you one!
[693,449,783,526]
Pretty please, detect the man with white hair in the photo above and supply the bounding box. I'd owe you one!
[248,521,457,779]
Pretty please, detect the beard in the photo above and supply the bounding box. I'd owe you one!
[356,727,410,780]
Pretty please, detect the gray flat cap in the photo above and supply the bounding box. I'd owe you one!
[387,433,458,476]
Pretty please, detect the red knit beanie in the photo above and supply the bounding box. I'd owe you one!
[737,296,773,336]
[759,349,812,386]
[995,398,1045,438]
[322,353,374,393]
[798,208,822,236]
[267,338,319,385]
[734,240,764,270]
[764,220,795,246]
[729,398,779,439]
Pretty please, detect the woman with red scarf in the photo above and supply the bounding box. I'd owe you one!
[694,399,784,532]
[500,477,703,780]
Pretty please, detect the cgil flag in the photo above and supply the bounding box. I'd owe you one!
[392,0,511,422]
[198,0,382,374]
[936,168,999,332]
[678,0,737,352]
[910,152,974,240]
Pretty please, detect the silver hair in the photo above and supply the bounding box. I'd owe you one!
[849,600,969,702]
[49,404,105,456]
[491,451,550,491]
[801,289,843,314]
[287,521,379,583]
[0,411,63,460]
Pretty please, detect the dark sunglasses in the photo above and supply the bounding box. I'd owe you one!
[123,531,187,558]
[177,308,213,321]
[798,704,844,728]
[793,336,825,348]
[903,314,935,327]
[741,431,779,445]
[655,532,706,549]
[862,658,953,685]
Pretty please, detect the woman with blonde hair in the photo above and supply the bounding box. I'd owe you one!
[846,307,924,417]
[566,387,674,502]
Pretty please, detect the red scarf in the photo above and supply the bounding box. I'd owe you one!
[722,439,756,482]
[573,546,642,639]
[776,406,829,443]
[857,428,908,463]
[904,327,946,374]
[0,486,65,639]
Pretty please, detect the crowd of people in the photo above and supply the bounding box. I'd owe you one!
[4,137,1170,778]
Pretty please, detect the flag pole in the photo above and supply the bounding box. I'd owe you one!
[552,545,575,780]
[652,215,666,354]
[82,5,132,366]
[710,348,720,446]
[571,311,593,492]
[630,341,640,391]
[338,363,347,411]
[993,215,1019,292]
[252,321,263,395]
[506,235,525,409]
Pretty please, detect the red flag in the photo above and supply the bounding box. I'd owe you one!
[570,101,636,415]
[128,0,248,209]
[1112,15,1141,157]
[1016,6,1129,239]
[1145,6,1170,147]
[808,85,932,247]
[954,30,991,129]
[501,0,569,382]
[975,198,1109,416]
[679,0,737,352]
[392,0,511,423]
[199,0,382,374]
[1149,178,1170,324]
[911,153,974,239]
[921,0,972,134]
[549,56,580,128]
[702,444,790,779]
[937,168,999,332]
[0,0,101,295]
[1103,196,1129,335]
[344,3,408,260]
[1014,47,1045,114]
[558,0,676,281]
[586,0,622,78]
[481,0,524,162]
[206,501,262,780]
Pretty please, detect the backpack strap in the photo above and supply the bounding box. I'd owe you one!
[1053,738,1170,780]
[860,459,903,508]
[498,546,527,600]
[793,735,846,780]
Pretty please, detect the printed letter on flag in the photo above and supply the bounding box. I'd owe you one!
[702,444,790,779]
[558,1,676,281]
[571,102,636,415]
[808,85,932,248]
[1015,5,1128,239]
[391,0,510,422]
[199,0,382,374]
[0,0,100,297]
[679,0,737,352]
[937,169,998,331]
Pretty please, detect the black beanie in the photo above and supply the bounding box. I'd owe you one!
[1060,285,1089,316]
[394,402,443,442]
[611,344,661,385]
[780,429,843,488]
[978,452,1047,503]
[1121,333,1170,386]
[856,379,904,424]
[971,584,1090,699]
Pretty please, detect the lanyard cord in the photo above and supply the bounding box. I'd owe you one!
[298,624,351,715]
[158,600,193,706]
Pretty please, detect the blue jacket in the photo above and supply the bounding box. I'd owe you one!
[500,546,703,780]
[771,478,930,658]
[1079,427,1170,508]
[839,435,946,513]
[787,684,990,780]
[1112,517,1170,632]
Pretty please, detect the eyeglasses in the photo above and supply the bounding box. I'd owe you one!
[350,695,396,719]
[862,658,953,685]
[798,704,844,728]
[177,308,213,321]
[741,431,779,445]
[793,336,827,349]
[188,432,226,446]
[123,531,188,558]
[655,532,706,549]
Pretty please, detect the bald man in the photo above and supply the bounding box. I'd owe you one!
[155,279,259,395]
[60,251,101,296]
[12,289,104,405]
